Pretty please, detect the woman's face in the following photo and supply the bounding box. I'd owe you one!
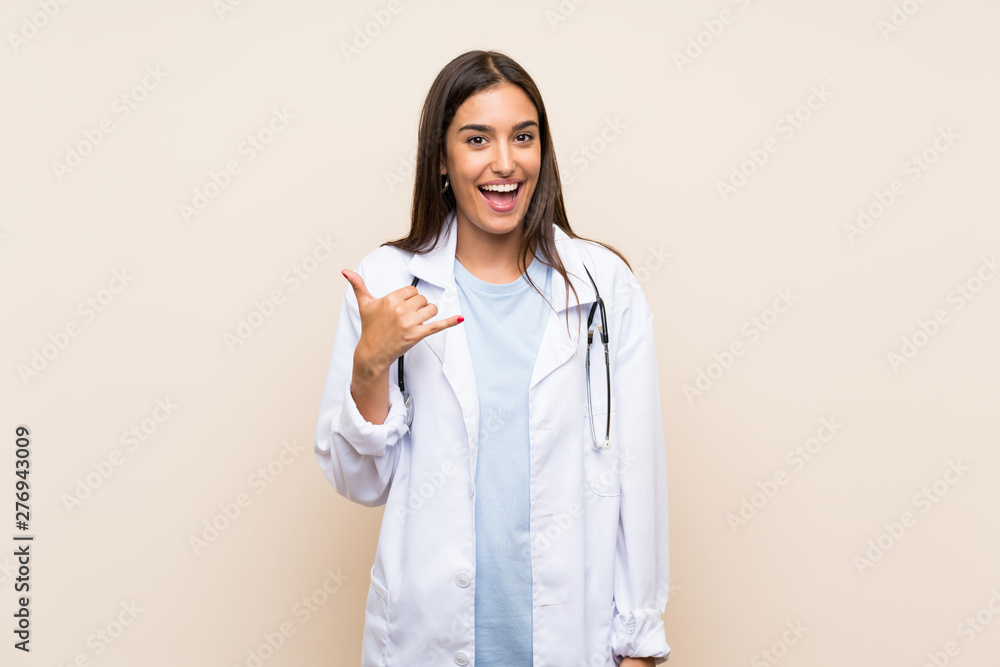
[441,83,541,242]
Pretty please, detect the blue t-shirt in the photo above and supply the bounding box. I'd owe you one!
[453,250,552,666]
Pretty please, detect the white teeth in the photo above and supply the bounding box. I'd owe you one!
[479,183,519,192]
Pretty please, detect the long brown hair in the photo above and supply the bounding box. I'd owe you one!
[383,49,632,324]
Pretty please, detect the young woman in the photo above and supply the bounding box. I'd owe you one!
[314,50,670,667]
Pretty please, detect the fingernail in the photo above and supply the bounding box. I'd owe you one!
[341,270,348,279]
[456,316,465,323]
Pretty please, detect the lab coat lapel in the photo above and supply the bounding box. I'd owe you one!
[529,225,599,389]
[406,212,480,477]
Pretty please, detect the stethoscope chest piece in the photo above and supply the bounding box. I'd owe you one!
[403,391,414,428]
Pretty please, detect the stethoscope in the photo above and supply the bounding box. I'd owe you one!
[397,264,612,451]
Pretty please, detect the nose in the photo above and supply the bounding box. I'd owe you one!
[491,142,514,176]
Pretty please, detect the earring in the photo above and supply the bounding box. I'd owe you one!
[441,175,450,193]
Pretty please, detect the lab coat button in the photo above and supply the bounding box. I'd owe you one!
[454,650,470,665]
[455,572,471,587]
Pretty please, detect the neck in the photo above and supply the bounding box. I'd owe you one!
[454,216,536,284]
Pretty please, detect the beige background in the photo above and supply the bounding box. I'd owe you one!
[2,0,999,665]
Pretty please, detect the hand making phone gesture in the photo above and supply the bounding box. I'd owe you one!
[341,269,464,425]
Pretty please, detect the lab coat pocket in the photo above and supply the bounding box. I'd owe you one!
[583,407,621,497]
[361,564,390,666]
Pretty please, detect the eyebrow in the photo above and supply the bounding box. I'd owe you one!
[457,120,539,133]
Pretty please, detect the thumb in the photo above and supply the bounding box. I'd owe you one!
[342,268,374,307]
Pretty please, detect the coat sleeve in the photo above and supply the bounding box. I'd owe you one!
[313,261,408,508]
[610,301,671,664]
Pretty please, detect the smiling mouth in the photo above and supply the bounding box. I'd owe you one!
[478,183,521,210]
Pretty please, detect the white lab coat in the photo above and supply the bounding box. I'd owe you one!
[314,211,670,666]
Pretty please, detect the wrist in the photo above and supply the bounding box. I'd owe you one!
[352,344,389,382]
[619,657,655,667]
